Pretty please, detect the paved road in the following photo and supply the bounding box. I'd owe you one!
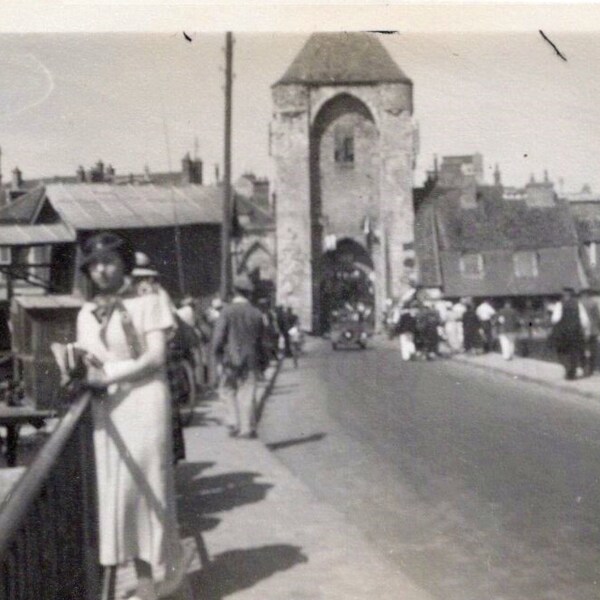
[259,338,600,600]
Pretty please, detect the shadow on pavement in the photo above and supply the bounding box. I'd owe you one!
[176,461,275,572]
[266,432,326,451]
[177,463,273,526]
[188,544,308,600]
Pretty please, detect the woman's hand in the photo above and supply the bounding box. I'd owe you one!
[86,366,109,391]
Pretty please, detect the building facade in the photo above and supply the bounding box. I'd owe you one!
[271,32,418,332]
[415,156,589,304]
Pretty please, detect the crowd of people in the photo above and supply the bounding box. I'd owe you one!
[385,286,600,381]
[385,295,519,362]
[55,232,300,600]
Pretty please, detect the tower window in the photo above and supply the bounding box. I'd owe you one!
[334,124,354,165]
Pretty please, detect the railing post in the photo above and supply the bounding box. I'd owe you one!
[79,404,101,600]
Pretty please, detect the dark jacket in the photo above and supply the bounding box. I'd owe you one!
[212,298,265,371]
[550,298,584,352]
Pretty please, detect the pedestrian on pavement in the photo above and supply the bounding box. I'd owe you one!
[421,301,441,359]
[550,287,591,380]
[476,298,496,353]
[397,307,417,361]
[275,305,292,358]
[497,299,519,360]
[212,274,265,439]
[76,233,182,600]
[446,300,466,353]
[579,288,600,376]
[132,253,187,464]
[463,299,482,354]
[203,297,225,388]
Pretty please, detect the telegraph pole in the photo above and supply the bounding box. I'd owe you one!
[220,32,234,300]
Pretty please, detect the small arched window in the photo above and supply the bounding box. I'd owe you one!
[334,124,354,165]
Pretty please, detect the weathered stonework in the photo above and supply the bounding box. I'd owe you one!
[272,37,417,331]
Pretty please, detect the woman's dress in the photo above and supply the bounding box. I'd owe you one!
[76,291,179,570]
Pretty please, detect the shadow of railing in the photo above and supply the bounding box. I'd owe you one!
[0,392,100,599]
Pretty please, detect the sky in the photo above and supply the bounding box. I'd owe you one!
[1,31,600,192]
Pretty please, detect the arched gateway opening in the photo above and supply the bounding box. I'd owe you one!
[310,93,379,333]
[319,238,375,333]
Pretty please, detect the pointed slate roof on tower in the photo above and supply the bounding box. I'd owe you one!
[276,32,412,86]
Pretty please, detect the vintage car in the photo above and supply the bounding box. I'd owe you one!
[330,307,372,350]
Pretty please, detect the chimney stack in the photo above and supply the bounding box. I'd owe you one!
[105,164,115,182]
[181,152,203,185]
[493,164,501,186]
[11,167,22,190]
[76,165,86,183]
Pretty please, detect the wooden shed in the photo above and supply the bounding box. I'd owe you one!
[10,295,83,409]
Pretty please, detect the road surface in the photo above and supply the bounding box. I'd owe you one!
[259,338,600,600]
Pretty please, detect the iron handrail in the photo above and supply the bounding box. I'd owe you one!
[0,391,92,557]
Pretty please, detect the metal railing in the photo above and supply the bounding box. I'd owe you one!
[0,392,100,600]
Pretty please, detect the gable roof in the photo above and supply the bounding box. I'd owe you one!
[275,32,411,86]
[44,183,223,230]
[429,185,578,252]
[568,201,600,243]
[0,187,48,224]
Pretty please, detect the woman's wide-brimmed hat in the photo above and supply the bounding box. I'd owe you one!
[79,232,135,274]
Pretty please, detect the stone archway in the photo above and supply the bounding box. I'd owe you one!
[310,93,379,332]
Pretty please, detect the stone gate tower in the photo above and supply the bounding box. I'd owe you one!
[271,32,417,332]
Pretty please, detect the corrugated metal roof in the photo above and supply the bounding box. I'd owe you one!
[0,223,76,246]
[45,183,223,230]
[275,32,412,86]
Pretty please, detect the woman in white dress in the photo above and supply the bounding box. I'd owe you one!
[76,233,180,600]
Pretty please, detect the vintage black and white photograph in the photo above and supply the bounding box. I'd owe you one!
[2,5,600,598]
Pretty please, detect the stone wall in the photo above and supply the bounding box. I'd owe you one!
[271,85,313,328]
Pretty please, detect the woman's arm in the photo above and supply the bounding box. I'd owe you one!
[89,329,168,387]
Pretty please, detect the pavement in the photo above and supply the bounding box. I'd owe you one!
[115,359,432,600]
[6,337,598,598]
[453,348,600,401]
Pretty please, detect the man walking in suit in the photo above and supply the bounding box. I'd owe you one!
[212,275,265,438]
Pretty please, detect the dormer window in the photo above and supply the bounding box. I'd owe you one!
[460,253,484,278]
[513,251,539,278]
[586,242,598,267]
[334,124,354,165]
